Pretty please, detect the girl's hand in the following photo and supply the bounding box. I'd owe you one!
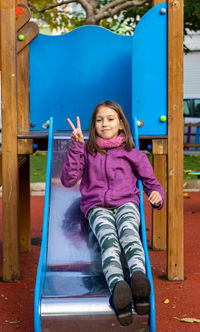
[67,116,84,143]
[148,191,162,207]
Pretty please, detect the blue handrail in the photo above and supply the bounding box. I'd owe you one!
[132,118,156,332]
[34,117,54,332]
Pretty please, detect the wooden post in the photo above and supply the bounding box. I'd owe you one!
[167,0,184,280]
[1,0,20,280]
[17,0,31,252]
[0,3,1,69]
[19,157,31,251]
[152,140,167,250]
[152,0,168,251]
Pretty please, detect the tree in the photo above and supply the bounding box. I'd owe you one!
[28,0,148,31]
[120,0,200,36]
[28,0,200,36]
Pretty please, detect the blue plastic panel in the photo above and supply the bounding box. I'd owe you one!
[29,3,167,136]
[29,27,132,131]
[132,3,167,135]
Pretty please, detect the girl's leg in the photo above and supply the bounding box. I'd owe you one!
[115,202,146,276]
[88,207,133,326]
[88,207,124,292]
[115,202,150,315]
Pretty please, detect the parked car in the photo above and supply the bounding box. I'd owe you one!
[184,95,200,146]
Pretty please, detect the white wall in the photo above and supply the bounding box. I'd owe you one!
[184,30,200,97]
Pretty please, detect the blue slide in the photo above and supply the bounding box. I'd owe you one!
[34,117,156,332]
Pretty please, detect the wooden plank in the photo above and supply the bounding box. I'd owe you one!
[152,139,168,154]
[17,21,39,53]
[1,0,20,281]
[18,138,33,154]
[184,143,200,148]
[152,153,167,250]
[16,4,31,31]
[17,0,32,253]
[168,0,184,280]
[184,123,200,127]
[17,47,30,132]
[0,6,1,70]
[19,157,31,252]
[18,156,27,168]
[153,0,166,5]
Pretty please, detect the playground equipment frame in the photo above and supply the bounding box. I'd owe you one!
[0,0,184,284]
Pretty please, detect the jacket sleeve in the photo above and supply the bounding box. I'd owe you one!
[132,149,165,210]
[60,140,86,188]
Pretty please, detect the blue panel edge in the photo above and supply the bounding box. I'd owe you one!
[34,117,54,332]
[132,2,167,136]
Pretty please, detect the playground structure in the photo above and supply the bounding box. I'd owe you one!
[0,0,183,330]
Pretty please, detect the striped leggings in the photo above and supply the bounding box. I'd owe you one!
[88,202,146,292]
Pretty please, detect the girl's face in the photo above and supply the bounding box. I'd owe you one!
[95,106,123,139]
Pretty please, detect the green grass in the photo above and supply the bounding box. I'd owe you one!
[29,152,200,182]
[30,152,47,183]
[184,155,200,179]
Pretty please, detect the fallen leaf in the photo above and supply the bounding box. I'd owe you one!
[174,317,200,323]
[163,299,170,304]
[8,321,21,325]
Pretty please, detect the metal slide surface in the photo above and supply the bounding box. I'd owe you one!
[34,118,155,332]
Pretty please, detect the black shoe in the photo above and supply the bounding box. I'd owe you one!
[109,280,133,326]
[131,271,151,315]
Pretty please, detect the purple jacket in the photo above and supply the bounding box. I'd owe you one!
[61,141,165,216]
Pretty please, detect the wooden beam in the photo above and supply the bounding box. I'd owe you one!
[1,0,20,281]
[184,143,200,148]
[17,21,39,54]
[152,140,167,250]
[16,3,31,31]
[18,138,33,154]
[167,0,184,280]
[18,47,30,131]
[184,123,200,127]
[19,157,31,252]
[152,155,167,250]
[17,0,32,253]
[0,4,1,70]
[152,139,168,155]
[153,0,166,5]
[18,156,27,168]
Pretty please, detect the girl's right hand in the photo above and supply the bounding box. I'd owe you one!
[67,116,84,143]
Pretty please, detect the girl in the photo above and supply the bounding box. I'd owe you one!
[61,101,164,326]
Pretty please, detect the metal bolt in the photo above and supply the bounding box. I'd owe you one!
[30,121,36,128]
[160,8,166,15]
[137,120,144,127]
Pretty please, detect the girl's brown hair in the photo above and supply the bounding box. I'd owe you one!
[86,100,135,155]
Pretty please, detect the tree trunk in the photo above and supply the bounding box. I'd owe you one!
[86,15,97,25]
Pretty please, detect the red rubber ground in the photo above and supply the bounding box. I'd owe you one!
[0,193,200,331]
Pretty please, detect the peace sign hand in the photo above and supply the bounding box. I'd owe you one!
[67,116,84,143]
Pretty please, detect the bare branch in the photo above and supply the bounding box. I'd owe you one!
[96,0,147,22]
[98,0,148,15]
[29,1,72,12]
[28,0,149,26]
[28,0,90,14]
